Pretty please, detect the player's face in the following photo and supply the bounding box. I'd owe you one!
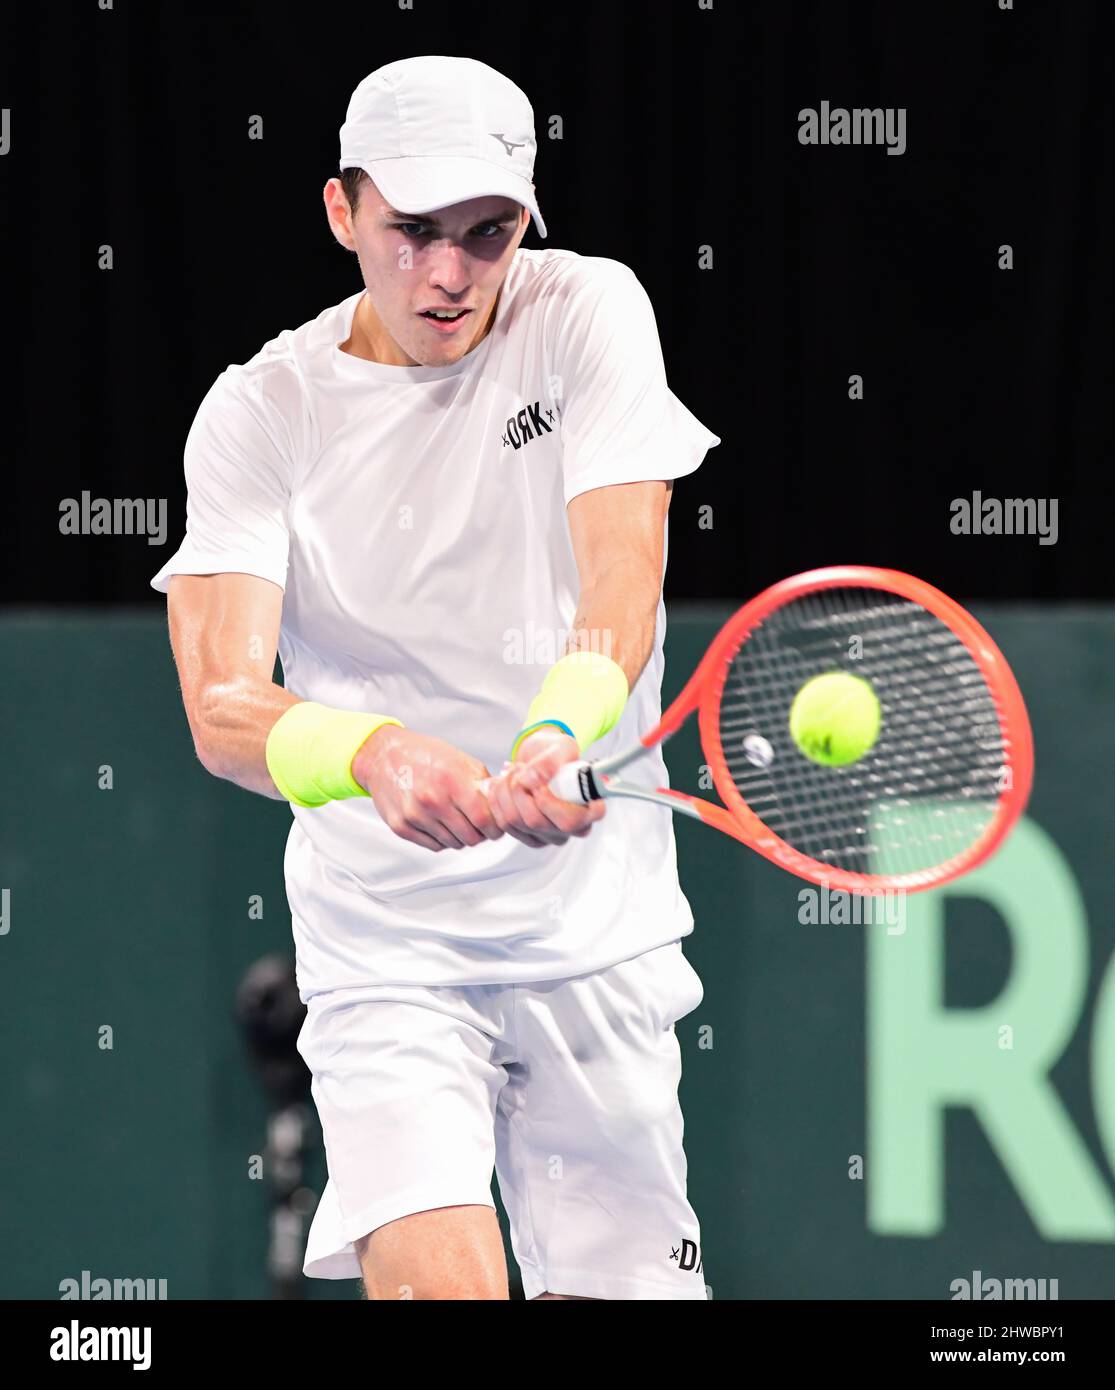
[340,179,531,367]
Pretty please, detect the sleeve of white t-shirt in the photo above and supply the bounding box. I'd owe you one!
[555,258,721,505]
[150,364,294,594]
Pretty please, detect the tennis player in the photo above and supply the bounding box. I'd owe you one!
[153,56,720,1300]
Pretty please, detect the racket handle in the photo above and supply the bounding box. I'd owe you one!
[476,763,595,803]
[548,759,593,804]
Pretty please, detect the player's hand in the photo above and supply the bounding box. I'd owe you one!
[352,726,502,852]
[486,728,606,849]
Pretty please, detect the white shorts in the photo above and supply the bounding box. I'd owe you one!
[296,939,707,1300]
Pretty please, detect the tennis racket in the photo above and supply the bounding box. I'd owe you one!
[546,566,1033,894]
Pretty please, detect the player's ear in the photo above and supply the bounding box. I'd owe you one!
[323,177,358,252]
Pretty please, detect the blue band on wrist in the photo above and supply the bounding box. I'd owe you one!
[510,719,575,758]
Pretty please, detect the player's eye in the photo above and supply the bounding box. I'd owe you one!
[391,220,509,240]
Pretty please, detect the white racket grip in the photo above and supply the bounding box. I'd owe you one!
[548,759,593,804]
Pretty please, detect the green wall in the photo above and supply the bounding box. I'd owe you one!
[1,606,1112,1299]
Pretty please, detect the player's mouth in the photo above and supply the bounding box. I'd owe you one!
[418,307,472,335]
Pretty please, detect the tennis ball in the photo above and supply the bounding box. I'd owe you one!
[789,671,881,767]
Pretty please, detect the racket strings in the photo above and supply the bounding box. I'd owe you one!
[717,589,1008,876]
[730,601,1002,874]
[752,601,1000,872]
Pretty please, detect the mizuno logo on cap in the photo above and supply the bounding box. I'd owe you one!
[490,133,526,157]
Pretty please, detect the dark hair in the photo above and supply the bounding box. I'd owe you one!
[340,166,370,218]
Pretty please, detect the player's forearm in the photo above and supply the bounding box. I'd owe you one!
[193,681,405,808]
[566,556,661,690]
[193,677,301,798]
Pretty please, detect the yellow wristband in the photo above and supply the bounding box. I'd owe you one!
[511,650,629,758]
[265,702,403,808]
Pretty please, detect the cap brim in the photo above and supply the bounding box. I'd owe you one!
[354,155,548,239]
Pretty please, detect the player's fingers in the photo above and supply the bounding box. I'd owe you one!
[492,806,552,849]
[484,771,516,830]
[564,801,606,834]
[437,806,488,849]
[512,747,573,792]
[401,803,467,850]
[457,782,503,841]
[486,767,533,839]
[506,777,571,843]
[430,814,474,849]
[506,765,604,836]
[527,785,606,833]
[508,826,552,849]
[486,770,550,848]
[383,815,446,853]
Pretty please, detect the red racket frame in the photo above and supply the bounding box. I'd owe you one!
[639,566,1034,893]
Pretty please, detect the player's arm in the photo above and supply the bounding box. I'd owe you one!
[167,571,296,798]
[166,570,500,850]
[563,476,671,686]
[486,479,671,845]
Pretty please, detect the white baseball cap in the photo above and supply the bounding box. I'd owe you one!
[339,56,548,238]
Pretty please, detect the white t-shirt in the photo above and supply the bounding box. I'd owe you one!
[152,248,721,998]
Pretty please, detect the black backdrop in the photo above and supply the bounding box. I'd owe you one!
[2,0,1112,605]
